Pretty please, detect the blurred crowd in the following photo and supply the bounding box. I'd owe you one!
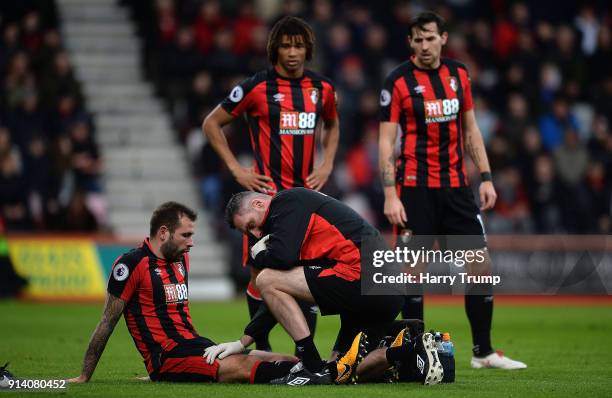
[0,2,105,233]
[123,0,611,234]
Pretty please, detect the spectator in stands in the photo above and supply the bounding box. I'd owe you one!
[61,189,98,232]
[8,91,44,152]
[3,52,34,112]
[554,129,593,232]
[23,135,57,228]
[161,26,203,103]
[489,166,531,233]
[0,24,21,76]
[501,93,532,147]
[69,119,101,193]
[206,28,241,76]
[193,0,227,54]
[0,149,30,230]
[39,50,83,112]
[585,160,611,233]
[539,96,579,151]
[530,154,563,233]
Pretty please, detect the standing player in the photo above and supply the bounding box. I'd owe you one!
[203,16,339,352]
[379,12,526,369]
[67,202,301,384]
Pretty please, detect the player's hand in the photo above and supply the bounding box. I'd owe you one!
[479,181,497,211]
[203,340,245,364]
[250,234,270,259]
[306,163,332,191]
[384,195,407,227]
[66,375,88,383]
[233,166,274,193]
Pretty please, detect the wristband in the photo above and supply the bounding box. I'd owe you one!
[480,172,492,182]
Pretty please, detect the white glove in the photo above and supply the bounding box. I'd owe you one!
[250,234,270,259]
[203,340,245,364]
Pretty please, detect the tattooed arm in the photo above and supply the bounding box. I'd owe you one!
[379,121,407,226]
[462,109,497,210]
[67,293,126,383]
[463,109,491,173]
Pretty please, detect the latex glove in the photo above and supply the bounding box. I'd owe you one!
[203,340,245,364]
[250,234,270,259]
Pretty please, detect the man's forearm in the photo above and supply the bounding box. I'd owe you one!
[379,142,397,197]
[320,121,339,166]
[79,319,116,380]
[203,122,242,174]
[379,123,399,196]
[465,128,491,173]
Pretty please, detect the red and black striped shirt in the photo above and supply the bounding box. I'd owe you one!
[380,56,473,188]
[221,67,337,192]
[107,239,198,373]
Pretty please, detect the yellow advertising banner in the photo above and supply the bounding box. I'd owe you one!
[8,239,106,300]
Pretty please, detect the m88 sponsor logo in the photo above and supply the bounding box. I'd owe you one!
[280,111,316,135]
[424,98,459,124]
[164,283,188,303]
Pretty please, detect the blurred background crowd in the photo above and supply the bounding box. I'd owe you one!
[1,2,104,233]
[1,0,611,235]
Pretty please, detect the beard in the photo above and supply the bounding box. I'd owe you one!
[160,239,183,263]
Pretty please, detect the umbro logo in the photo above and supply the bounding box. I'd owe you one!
[416,354,425,374]
[287,376,310,386]
[273,93,285,102]
[415,85,426,94]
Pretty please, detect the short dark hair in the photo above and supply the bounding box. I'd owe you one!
[408,11,447,36]
[224,191,257,229]
[150,201,197,237]
[267,16,315,64]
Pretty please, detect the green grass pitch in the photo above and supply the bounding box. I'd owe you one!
[1,299,611,397]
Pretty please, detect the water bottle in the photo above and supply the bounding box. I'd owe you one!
[441,333,455,356]
[437,332,455,383]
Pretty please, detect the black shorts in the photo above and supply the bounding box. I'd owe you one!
[303,265,403,352]
[396,186,486,250]
[150,337,219,383]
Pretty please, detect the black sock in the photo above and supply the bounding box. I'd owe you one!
[326,362,338,379]
[295,301,317,356]
[251,361,296,384]
[385,345,413,366]
[295,335,323,372]
[465,293,493,357]
[402,295,424,320]
[247,295,272,351]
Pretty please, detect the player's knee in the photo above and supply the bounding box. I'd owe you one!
[255,268,278,291]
